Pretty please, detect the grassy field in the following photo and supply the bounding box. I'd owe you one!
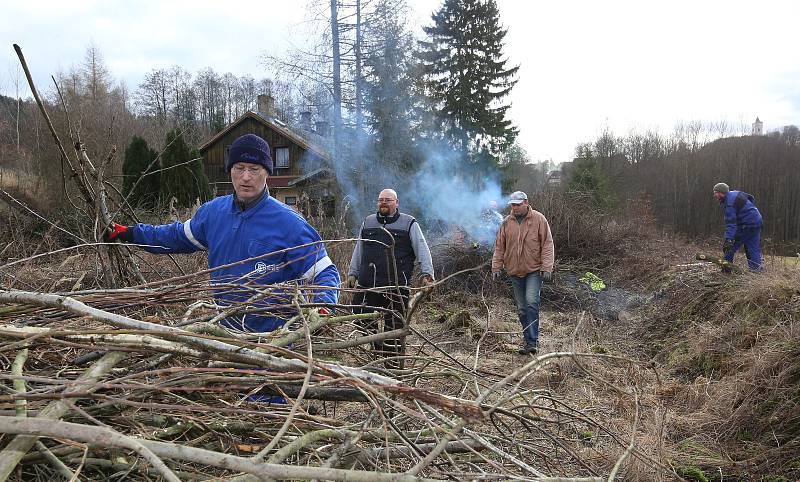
[765,254,800,267]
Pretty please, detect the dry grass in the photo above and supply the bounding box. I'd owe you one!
[628,260,800,480]
[409,283,682,480]
[765,254,800,268]
[0,168,52,214]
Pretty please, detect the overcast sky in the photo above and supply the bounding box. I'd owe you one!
[2,0,798,163]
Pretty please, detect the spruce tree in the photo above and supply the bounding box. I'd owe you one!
[418,0,518,161]
[189,147,212,202]
[122,136,160,208]
[568,157,618,212]
[364,4,417,174]
[159,130,211,208]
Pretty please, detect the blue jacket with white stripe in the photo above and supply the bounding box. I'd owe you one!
[132,192,340,332]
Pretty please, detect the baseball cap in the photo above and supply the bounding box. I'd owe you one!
[508,191,528,205]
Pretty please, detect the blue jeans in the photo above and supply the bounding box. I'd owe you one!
[510,272,541,346]
[724,227,763,271]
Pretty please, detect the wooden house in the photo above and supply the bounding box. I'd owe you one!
[199,95,339,215]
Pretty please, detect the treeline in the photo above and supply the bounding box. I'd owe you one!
[267,0,523,210]
[569,125,800,249]
[0,45,283,176]
[133,67,296,134]
[1,0,525,216]
[0,55,218,211]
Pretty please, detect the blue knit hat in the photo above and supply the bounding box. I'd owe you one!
[226,134,273,174]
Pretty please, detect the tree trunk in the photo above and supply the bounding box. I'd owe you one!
[355,0,362,136]
[330,0,342,160]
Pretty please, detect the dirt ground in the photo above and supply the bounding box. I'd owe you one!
[406,239,800,481]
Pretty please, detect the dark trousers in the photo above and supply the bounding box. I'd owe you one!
[353,286,410,366]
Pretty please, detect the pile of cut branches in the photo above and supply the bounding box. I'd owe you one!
[0,278,677,481]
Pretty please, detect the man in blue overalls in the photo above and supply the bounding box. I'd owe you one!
[713,182,763,272]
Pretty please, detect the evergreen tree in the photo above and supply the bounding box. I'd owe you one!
[567,156,617,212]
[364,1,417,174]
[122,136,160,208]
[189,147,212,202]
[418,0,519,161]
[159,129,211,208]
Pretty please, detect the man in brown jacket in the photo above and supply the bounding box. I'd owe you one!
[491,191,555,355]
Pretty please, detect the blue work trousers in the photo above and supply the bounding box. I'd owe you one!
[725,227,763,271]
[510,272,542,346]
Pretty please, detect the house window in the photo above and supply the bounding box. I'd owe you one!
[275,147,289,168]
[223,146,230,174]
[284,196,297,206]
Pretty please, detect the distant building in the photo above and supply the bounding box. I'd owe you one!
[752,117,763,135]
[545,162,573,188]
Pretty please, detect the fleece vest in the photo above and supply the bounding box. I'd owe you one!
[358,212,416,287]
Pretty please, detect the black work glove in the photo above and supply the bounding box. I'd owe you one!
[104,223,134,243]
[491,271,502,281]
[722,239,734,256]
[541,271,553,283]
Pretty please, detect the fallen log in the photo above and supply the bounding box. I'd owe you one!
[695,253,742,273]
[0,417,445,482]
[252,384,368,402]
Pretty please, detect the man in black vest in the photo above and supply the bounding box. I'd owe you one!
[346,188,434,368]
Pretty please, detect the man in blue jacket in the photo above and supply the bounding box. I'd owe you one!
[104,133,340,332]
[713,182,763,271]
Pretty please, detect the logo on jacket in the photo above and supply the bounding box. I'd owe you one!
[255,262,279,274]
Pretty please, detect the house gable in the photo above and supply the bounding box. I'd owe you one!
[199,112,330,197]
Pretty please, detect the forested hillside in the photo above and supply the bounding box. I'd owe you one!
[570,127,800,250]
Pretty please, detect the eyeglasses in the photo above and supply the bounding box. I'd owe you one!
[377,198,397,203]
[232,165,264,175]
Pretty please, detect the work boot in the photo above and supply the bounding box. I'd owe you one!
[517,343,538,355]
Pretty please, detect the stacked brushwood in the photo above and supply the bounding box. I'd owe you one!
[0,45,680,481]
[0,278,676,481]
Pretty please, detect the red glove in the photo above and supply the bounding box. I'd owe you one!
[317,307,332,316]
[103,223,133,243]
